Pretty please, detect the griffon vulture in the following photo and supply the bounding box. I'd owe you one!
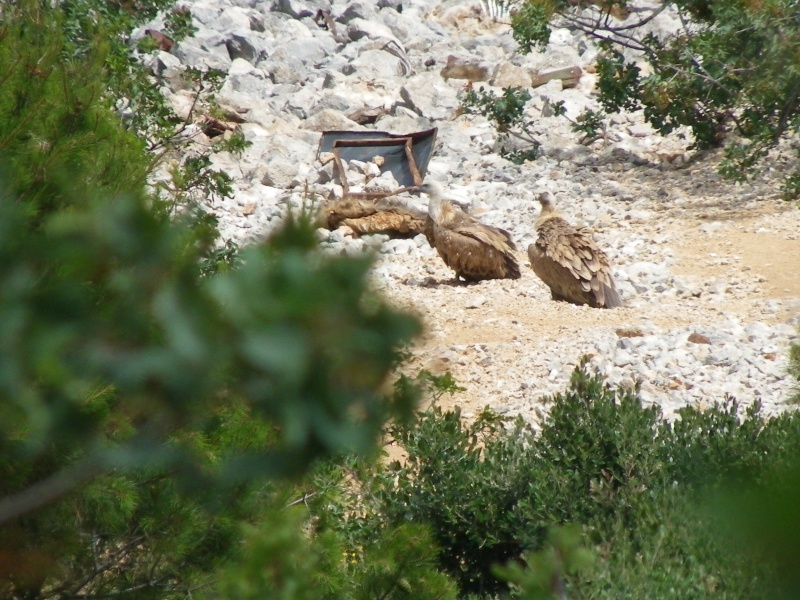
[323,197,428,238]
[528,192,622,308]
[415,182,521,282]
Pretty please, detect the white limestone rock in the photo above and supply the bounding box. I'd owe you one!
[399,72,460,121]
[343,49,407,79]
[276,0,331,20]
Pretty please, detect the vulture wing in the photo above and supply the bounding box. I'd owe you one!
[530,216,621,308]
[326,199,428,238]
[434,213,521,281]
[342,207,427,237]
[325,198,376,229]
[423,214,436,248]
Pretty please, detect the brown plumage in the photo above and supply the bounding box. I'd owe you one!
[417,182,520,282]
[323,197,428,238]
[528,192,622,308]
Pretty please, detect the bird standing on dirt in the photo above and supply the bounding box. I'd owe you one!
[414,182,521,282]
[528,192,622,308]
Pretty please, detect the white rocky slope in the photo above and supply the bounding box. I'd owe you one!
[135,0,800,421]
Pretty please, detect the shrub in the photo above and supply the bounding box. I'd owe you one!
[0,3,421,598]
[359,362,797,598]
[459,84,541,164]
[790,332,800,403]
[510,0,800,198]
[0,2,150,220]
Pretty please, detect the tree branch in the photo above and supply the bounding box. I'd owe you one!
[0,456,105,526]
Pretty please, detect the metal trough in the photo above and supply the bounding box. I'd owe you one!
[317,128,438,198]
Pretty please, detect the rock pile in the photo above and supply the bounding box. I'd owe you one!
[134,0,800,420]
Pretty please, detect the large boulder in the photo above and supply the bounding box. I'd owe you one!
[334,2,377,24]
[224,58,271,96]
[275,0,331,20]
[260,47,309,84]
[346,18,400,44]
[225,32,262,63]
[143,50,182,77]
[342,49,406,79]
[399,72,460,121]
[491,62,532,88]
[260,13,313,41]
[309,93,356,114]
[172,32,232,71]
[255,128,317,188]
[302,109,365,132]
[379,9,442,49]
[261,156,299,188]
[278,36,334,66]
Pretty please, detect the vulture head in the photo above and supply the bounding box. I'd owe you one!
[536,191,564,227]
[538,191,556,212]
[411,181,449,223]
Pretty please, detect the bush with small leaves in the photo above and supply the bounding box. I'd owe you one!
[460,84,541,164]
[792,335,800,402]
[511,0,800,198]
[0,3,422,598]
[359,361,798,598]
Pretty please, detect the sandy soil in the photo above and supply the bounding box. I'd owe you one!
[379,159,800,420]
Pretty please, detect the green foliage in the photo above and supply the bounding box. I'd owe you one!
[511,0,800,196]
[348,524,457,600]
[0,402,280,599]
[164,6,198,42]
[61,0,237,217]
[217,130,253,156]
[415,369,467,404]
[1,159,423,483]
[60,0,181,140]
[380,405,538,596]
[595,48,641,114]
[494,525,595,599]
[216,507,342,600]
[791,332,800,402]
[460,84,541,164]
[361,361,799,598]
[199,238,242,277]
[781,173,800,202]
[661,398,782,487]
[216,507,456,600]
[570,109,606,143]
[0,2,422,597]
[527,365,665,532]
[462,85,533,132]
[512,1,559,52]
[709,463,800,600]
[0,3,149,219]
[166,154,235,206]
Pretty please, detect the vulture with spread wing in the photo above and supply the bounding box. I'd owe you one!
[416,182,520,282]
[323,197,429,237]
[528,192,622,308]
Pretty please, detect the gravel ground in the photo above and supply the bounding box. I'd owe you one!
[138,0,800,421]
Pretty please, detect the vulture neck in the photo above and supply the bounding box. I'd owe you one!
[535,203,563,230]
[428,196,457,226]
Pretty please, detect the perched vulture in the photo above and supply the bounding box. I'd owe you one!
[323,197,428,238]
[528,192,622,308]
[415,182,521,282]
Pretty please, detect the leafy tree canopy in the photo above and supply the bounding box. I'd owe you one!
[0,2,420,596]
[510,0,800,198]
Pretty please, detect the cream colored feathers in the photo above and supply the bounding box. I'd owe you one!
[528,192,621,308]
[418,182,521,282]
